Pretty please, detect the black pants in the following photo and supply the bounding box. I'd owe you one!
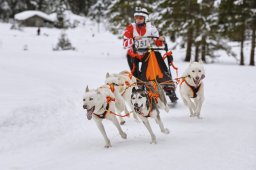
[127,51,173,81]
[126,54,141,78]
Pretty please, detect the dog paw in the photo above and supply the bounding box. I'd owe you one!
[120,121,126,125]
[104,143,112,148]
[104,139,112,148]
[121,132,127,139]
[196,115,203,119]
[150,140,157,144]
[162,128,170,134]
[150,136,157,144]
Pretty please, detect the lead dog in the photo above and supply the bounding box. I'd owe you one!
[131,84,169,144]
[179,58,205,118]
[83,86,127,148]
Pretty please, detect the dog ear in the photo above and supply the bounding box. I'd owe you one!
[201,74,205,80]
[132,87,136,93]
[106,72,110,78]
[86,85,89,92]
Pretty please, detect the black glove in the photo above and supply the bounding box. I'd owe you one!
[167,55,173,64]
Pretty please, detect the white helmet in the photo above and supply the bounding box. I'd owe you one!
[134,7,149,21]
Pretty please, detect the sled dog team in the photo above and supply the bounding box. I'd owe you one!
[83,60,205,148]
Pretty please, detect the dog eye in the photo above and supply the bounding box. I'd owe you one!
[138,96,142,99]
[83,99,85,101]
[89,97,93,101]
[132,97,135,100]
[192,70,195,73]
[199,70,201,72]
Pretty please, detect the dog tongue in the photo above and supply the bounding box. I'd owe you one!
[87,112,92,120]
[87,109,93,120]
[86,106,95,120]
[194,79,200,85]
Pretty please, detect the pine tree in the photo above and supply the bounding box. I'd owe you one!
[219,0,251,65]
[248,0,256,66]
[0,0,11,22]
[236,0,251,66]
[55,0,68,28]
[89,0,105,31]
[105,1,136,35]
[195,0,223,62]
[67,0,97,15]
[54,31,75,50]
[156,0,192,61]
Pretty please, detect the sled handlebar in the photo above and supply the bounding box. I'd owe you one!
[133,36,161,40]
[142,36,159,39]
[136,47,166,51]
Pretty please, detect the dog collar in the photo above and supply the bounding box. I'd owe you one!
[137,110,151,118]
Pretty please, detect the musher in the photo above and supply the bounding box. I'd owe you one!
[123,7,178,103]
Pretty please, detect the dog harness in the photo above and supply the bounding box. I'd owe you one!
[93,104,109,119]
[107,84,115,93]
[107,81,132,95]
[138,89,158,118]
[180,78,201,98]
[93,96,115,119]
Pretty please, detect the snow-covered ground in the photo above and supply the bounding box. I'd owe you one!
[0,21,256,170]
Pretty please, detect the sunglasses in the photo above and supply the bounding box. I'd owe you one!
[134,16,144,20]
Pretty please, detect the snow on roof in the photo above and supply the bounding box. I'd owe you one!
[49,10,86,23]
[14,10,54,22]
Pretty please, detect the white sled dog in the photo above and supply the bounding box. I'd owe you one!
[105,71,139,121]
[83,86,127,148]
[131,84,169,144]
[179,58,205,118]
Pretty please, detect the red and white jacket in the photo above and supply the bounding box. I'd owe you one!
[123,22,164,57]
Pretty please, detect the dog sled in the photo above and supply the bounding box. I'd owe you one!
[131,36,179,104]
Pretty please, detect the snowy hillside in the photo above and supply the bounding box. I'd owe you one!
[0,21,256,170]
